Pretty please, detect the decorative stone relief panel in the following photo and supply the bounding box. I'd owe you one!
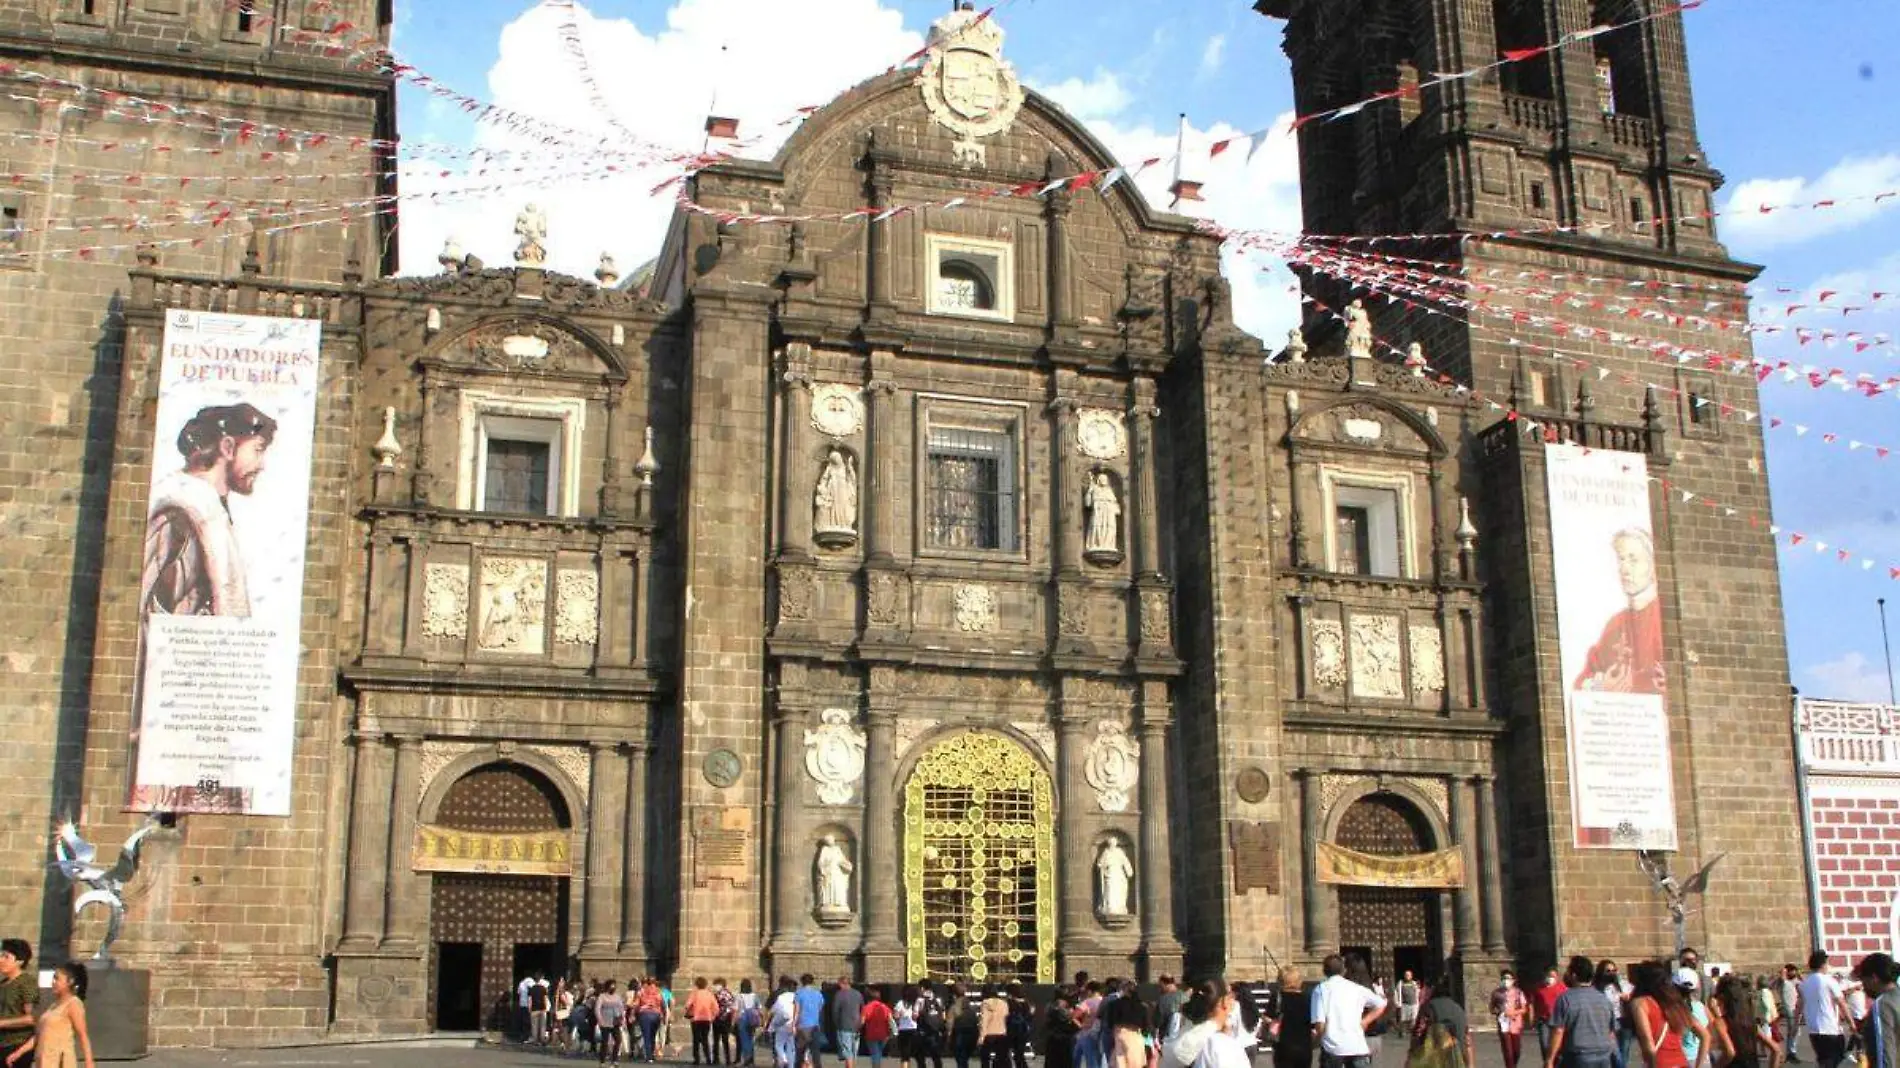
[1408,625,1445,700]
[1139,589,1172,645]
[1057,585,1089,636]
[953,584,998,633]
[1320,774,1373,819]
[1084,721,1140,813]
[1404,777,1449,822]
[524,744,592,799]
[804,708,867,805]
[477,557,548,654]
[1321,773,1448,830]
[895,717,943,759]
[1349,614,1404,699]
[1009,720,1057,765]
[810,383,864,438]
[419,740,481,798]
[867,571,906,627]
[778,566,815,623]
[899,671,1046,702]
[1075,408,1127,460]
[553,569,599,646]
[422,563,470,640]
[1310,620,1346,689]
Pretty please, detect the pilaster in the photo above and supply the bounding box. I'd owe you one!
[859,666,904,976]
[1449,775,1481,953]
[1297,768,1335,953]
[1055,678,1100,969]
[619,740,651,964]
[1136,681,1182,976]
[337,730,390,954]
[579,741,624,961]
[1475,774,1508,954]
[379,735,423,952]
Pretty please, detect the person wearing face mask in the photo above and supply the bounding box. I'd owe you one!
[1494,972,1530,1068]
[1535,969,1567,1065]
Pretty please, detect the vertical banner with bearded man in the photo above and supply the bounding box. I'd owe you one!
[128,310,321,817]
[1545,442,1678,850]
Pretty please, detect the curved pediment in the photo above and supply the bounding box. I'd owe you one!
[424,314,627,381]
[376,267,668,319]
[1290,394,1449,458]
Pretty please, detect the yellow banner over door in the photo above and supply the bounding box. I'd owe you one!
[412,824,572,876]
[1315,841,1466,888]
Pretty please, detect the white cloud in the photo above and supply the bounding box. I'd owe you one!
[1199,35,1227,78]
[1034,70,1133,122]
[1804,651,1895,704]
[1718,153,1900,254]
[395,1,1305,345]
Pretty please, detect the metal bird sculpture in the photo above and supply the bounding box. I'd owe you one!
[50,816,165,962]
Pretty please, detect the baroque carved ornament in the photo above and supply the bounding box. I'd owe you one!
[954,584,999,633]
[1349,614,1405,700]
[553,569,599,646]
[1310,620,1346,689]
[916,5,1024,153]
[1408,625,1446,699]
[810,383,864,439]
[1075,408,1128,461]
[477,557,548,654]
[804,708,867,806]
[422,563,470,640]
[1083,720,1140,813]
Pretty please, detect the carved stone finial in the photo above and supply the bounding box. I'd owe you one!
[596,252,620,287]
[1456,496,1479,551]
[438,236,464,274]
[1285,327,1308,364]
[374,406,403,470]
[1576,373,1596,421]
[635,426,660,486]
[134,243,159,268]
[425,306,442,334]
[240,228,262,275]
[513,204,548,267]
[1405,341,1428,377]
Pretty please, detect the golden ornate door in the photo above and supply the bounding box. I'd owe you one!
[903,732,1055,983]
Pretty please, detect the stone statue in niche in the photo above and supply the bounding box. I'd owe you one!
[813,448,859,549]
[1345,299,1373,360]
[814,834,854,921]
[1096,838,1134,922]
[1084,472,1123,565]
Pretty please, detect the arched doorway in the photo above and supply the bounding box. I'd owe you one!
[424,762,572,1033]
[902,732,1055,984]
[1335,792,1445,985]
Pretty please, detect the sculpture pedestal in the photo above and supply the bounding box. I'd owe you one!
[86,965,149,1061]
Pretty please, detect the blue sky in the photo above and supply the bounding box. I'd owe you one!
[388,0,1900,701]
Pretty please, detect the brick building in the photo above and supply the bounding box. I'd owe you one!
[0,0,1809,1046]
[1796,699,1900,966]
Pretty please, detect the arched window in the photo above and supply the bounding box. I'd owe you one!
[936,258,996,312]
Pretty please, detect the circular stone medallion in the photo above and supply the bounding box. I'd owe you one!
[703,748,743,788]
[1235,765,1272,804]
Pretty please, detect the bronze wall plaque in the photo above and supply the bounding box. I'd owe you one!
[691,805,753,888]
[1235,766,1271,803]
[1230,821,1282,895]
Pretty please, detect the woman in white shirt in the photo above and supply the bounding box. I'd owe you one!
[894,988,922,1068]
[1163,983,1253,1068]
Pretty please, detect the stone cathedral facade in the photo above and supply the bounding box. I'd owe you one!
[0,0,1809,1046]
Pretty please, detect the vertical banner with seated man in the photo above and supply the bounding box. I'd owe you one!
[129,310,321,816]
[1545,443,1678,850]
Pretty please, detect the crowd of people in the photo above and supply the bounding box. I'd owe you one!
[523,949,1900,1068]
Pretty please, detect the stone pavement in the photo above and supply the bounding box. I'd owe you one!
[137,1037,1532,1068]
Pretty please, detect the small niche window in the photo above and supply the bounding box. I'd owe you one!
[1321,471,1413,579]
[1529,182,1548,212]
[0,203,22,248]
[1630,196,1648,228]
[925,423,1019,552]
[456,391,587,517]
[236,0,255,31]
[1677,371,1720,438]
[926,234,1013,321]
[479,419,559,515]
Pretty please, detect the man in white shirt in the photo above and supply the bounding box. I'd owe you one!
[768,976,799,1068]
[1800,951,1854,1068]
[1311,954,1389,1068]
[518,974,537,1041]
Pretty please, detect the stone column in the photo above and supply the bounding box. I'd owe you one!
[1449,776,1481,953]
[867,173,894,317]
[337,730,391,953]
[579,742,622,958]
[770,702,808,950]
[411,375,435,506]
[601,393,626,517]
[619,740,650,961]
[1129,385,1163,581]
[1136,681,1182,970]
[1055,682,1096,956]
[380,734,423,951]
[863,374,899,566]
[1298,768,1335,953]
[860,687,903,974]
[1046,188,1075,328]
[779,360,815,559]
[1475,775,1508,953]
[1049,396,1079,575]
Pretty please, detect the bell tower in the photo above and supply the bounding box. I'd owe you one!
[1256,0,1811,969]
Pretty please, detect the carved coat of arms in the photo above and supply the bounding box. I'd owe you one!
[804,708,867,806]
[917,5,1024,149]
